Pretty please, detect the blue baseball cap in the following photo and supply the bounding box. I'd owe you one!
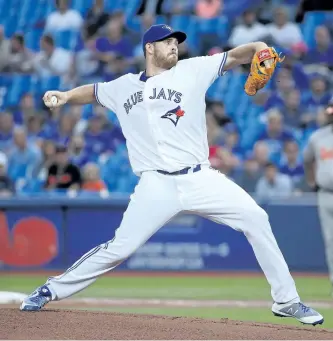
[142,24,187,52]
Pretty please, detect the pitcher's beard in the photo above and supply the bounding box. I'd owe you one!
[154,53,178,69]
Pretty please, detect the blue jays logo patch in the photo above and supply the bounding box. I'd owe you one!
[161,106,185,127]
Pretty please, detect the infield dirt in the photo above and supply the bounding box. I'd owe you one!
[1,308,333,340]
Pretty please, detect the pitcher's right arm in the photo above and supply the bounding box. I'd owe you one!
[43,81,118,112]
[43,84,95,107]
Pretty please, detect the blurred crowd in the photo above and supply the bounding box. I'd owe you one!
[0,0,332,200]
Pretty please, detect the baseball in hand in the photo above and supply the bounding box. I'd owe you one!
[51,96,58,106]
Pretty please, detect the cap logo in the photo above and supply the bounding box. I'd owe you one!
[163,25,172,31]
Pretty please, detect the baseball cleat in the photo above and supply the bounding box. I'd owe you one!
[20,285,52,311]
[272,301,324,326]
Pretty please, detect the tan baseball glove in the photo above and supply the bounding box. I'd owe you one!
[244,47,285,96]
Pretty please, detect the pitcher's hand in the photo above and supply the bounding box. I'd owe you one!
[43,91,68,109]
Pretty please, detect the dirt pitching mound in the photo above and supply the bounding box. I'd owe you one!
[1,308,332,340]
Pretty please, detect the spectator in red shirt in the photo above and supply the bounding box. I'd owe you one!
[82,162,107,194]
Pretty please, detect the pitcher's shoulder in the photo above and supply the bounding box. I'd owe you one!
[171,58,201,74]
[116,73,136,82]
[176,57,198,68]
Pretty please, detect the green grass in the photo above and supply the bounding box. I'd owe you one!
[0,274,331,301]
[1,273,332,329]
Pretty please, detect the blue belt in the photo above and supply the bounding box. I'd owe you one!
[157,164,201,176]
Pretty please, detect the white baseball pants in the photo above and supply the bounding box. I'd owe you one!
[47,166,299,303]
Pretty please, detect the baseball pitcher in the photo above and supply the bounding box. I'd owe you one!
[20,24,323,326]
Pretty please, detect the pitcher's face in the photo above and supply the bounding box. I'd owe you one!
[150,37,179,69]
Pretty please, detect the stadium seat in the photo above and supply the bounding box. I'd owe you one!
[223,0,261,18]
[126,16,141,32]
[123,0,141,17]
[25,28,44,51]
[7,75,32,107]
[17,177,44,195]
[155,15,167,25]
[116,173,138,193]
[71,0,93,15]
[104,0,129,12]
[3,15,18,37]
[170,15,191,32]
[0,75,12,110]
[40,76,61,93]
[194,16,230,42]
[53,30,80,50]
[223,71,248,116]
[0,0,7,21]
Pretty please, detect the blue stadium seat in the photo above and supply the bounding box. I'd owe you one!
[16,0,31,31]
[223,71,248,116]
[223,0,261,18]
[71,0,93,15]
[207,72,234,106]
[7,75,32,107]
[116,173,138,193]
[184,16,201,51]
[126,16,141,32]
[100,154,123,191]
[195,16,229,40]
[25,1,48,29]
[25,28,44,51]
[53,30,80,50]
[0,75,12,109]
[123,0,141,17]
[169,15,191,32]
[241,124,263,151]
[40,76,61,93]
[232,95,252,127]
[155,15,167,25]
[106,110,121,127]
[104,0,127,12]
[18,178,44,194]
[28,75,61,99]
[29,75,43,97]
[3,15,19,37]
[0,0,7,20]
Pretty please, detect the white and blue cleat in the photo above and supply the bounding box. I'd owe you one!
[20,285,52,311]
[272,301,324,326]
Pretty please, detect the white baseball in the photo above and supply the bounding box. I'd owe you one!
[51,95,58,106]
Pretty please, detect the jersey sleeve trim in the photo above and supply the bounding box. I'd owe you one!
[218,52,228,77]
[94,83,105,107]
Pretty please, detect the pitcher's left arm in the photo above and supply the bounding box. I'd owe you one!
[223,42,269,70]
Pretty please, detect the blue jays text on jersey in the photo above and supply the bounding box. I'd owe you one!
[123,88,182,114]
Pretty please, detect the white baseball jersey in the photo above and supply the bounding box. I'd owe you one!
[94,52,228,176]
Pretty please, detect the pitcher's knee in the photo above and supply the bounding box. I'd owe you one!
[243,205,269,225]
[115,243,139,261]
